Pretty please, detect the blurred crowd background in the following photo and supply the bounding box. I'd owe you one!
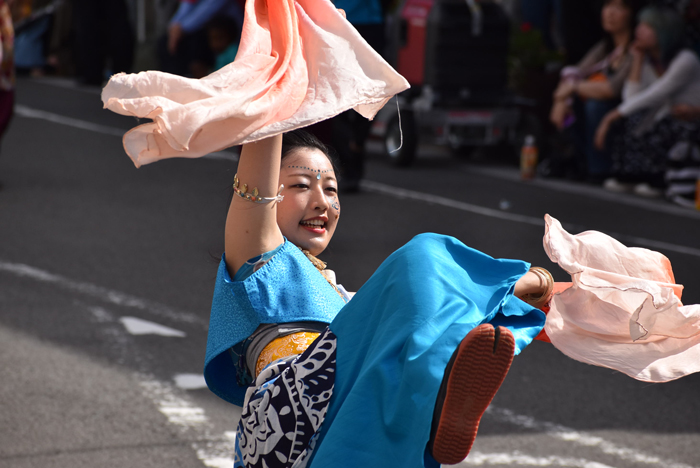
[5,0,700,206]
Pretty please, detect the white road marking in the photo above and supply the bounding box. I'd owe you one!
[16,101,697,257]
[15,104,239,161]
[464,165,700,221]
[174,373,208,390]
[88,305,113,323]
[29,76,104,95]
[1,257,692,468]
[486,406,695,468]
[16,104,125,137]
[120,316,186,337]
[363,179,544,226]
[361,180,700,259]
[457,451,615,467]
[202,458,237,468]
[0,259,206,327]
[138,377,236,467]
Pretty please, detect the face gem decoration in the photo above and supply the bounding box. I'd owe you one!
[287,165,333,180]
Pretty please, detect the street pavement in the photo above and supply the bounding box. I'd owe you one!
[1,76,699,468]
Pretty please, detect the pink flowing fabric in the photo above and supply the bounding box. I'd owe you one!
[543,215,700,382]
[101,0,409,167]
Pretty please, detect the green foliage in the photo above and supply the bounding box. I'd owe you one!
[508,23,563,90]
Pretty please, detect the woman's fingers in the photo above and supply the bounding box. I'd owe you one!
[594,122,608,150]
[167,23,182,55]
[550,101,569,131]
[337,8,346,18]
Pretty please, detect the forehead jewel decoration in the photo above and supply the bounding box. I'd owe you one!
[287,165,333,180]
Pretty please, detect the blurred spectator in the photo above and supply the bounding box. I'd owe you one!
[594,6,700,197]
[665,117,700,207]
[13,0,52,75]
[688,0,700,53]
[559,0,605,64]
[0,0,14,190]
[73,0,135,85]
[208,14,239,72]
[159,0,243,78]
[44,0,73,76]
[656,0,700,52]
[10,0,73,77]
[495,0,519,20]
[549,0,644,181]
[520,0,562,50]
[329,0,386,192]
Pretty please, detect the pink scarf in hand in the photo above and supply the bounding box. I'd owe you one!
[102,0,409,167]
[543,215,700,382]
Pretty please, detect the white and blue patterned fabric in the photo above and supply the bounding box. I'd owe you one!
[209,234,546,467]
[235,328,337,468]
[204,240,346,406]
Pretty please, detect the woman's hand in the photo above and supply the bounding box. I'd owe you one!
[630,39,646,61]
[168,23,183,55]
[515,267,554,309]
[629,39,649,67]
[553,80,576,101]
[594,109,622,150]
[672,104,700,121]
[550,100,571,131]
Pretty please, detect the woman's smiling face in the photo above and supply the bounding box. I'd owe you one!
[276,148,340,256]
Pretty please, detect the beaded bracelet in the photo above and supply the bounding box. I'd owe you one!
[233,174,284,204]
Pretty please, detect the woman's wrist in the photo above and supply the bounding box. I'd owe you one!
[608,109,622,122]
[519,267,554,309]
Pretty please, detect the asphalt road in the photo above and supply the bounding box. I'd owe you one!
[1,77,699,468]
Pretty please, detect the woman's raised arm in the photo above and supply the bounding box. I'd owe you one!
[224,135,285,276]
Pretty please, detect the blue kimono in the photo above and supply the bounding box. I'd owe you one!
[204,233,546,467]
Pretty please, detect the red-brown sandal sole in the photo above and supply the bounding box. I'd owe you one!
[430,324,515,465]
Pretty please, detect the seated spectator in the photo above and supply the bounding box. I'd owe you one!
[549,0,644,181]
[160,0,243,78]
[208,15,240,72]
[558,0,604,65]
[657,0,700,54]
[594,6,700,197]
[73,0,135,86]
[665,104,700,207]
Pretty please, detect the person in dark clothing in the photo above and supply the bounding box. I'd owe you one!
[159,0,243,78]
[559,0,605,64]
[328,0,386,192]
[72,0,134,86]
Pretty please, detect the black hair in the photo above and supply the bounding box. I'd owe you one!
[639,5,687,65]
[281,129,340,177]
[602,0,648,53]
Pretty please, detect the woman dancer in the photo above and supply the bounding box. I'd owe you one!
[203,129,549,468]
[101,1,700,466]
